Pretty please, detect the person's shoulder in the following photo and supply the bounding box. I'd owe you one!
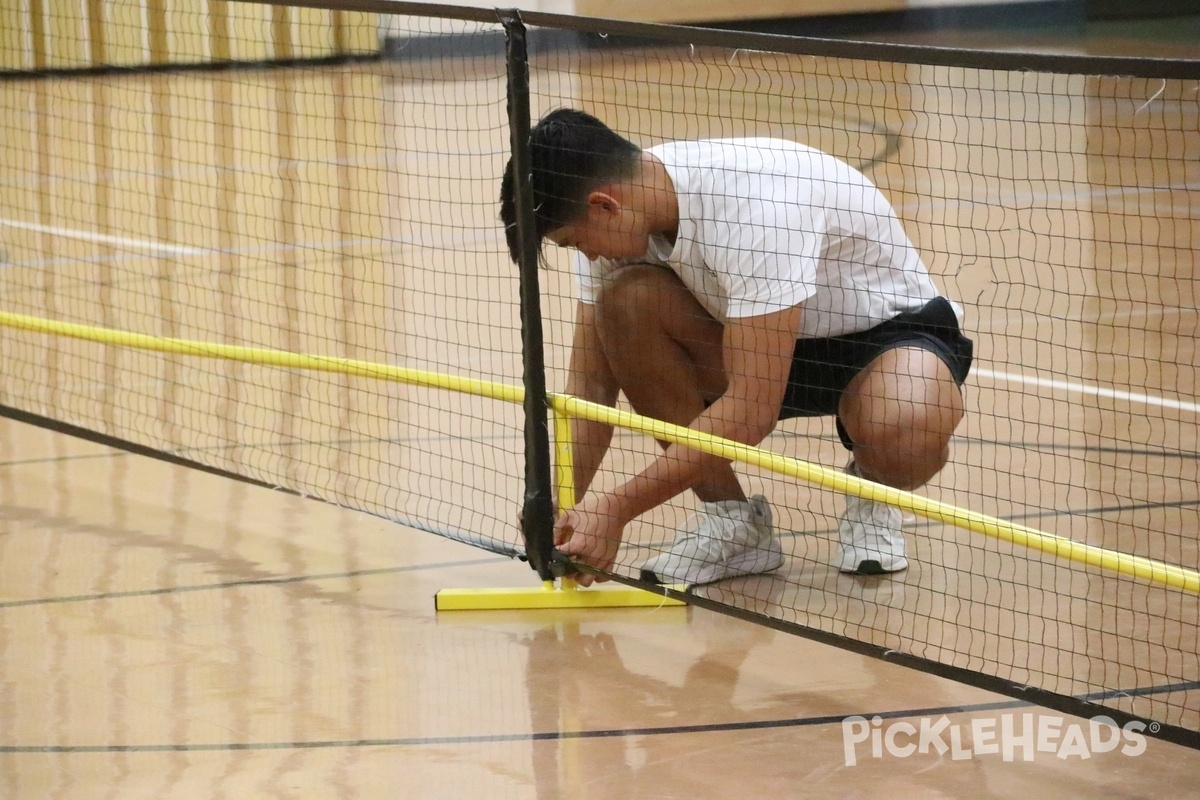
[654,136,806,151]
[655,138,852,199]
[651,137,805,168]
[711,137,818,153]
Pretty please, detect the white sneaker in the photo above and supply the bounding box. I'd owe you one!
[641,495,784,586]
[836,461,909,575]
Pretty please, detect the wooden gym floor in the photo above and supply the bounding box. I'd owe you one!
[0,416,1196,797]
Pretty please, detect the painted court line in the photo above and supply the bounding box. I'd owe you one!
[0,557,508,610]
[974,367,1200,416]
[3,684,1195,753]
[0,218,209,257]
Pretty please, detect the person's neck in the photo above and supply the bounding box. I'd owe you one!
[635,152,679,243]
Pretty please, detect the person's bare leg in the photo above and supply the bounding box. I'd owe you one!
[594,264,745,502]
[832,346,964,574]
[837,346,965,489]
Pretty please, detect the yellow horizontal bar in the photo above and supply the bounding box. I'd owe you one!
[0,310,524,406]
[2,308,1194,595]
[548,394,1200,596]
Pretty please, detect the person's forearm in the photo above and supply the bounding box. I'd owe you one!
[570,417,614,502]
[605,394,774,524]
[579,305,799,532]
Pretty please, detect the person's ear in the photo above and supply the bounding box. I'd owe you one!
[585,190,621,220]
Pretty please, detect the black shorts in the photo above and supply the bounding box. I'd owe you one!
[778,296,974,449]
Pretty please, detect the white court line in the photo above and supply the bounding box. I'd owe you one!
[974,367,1200,415]
[1,217,501,268]
[971,305,1198,326]
[0,218,209,257]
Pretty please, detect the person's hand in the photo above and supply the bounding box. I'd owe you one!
[554,493,626,587]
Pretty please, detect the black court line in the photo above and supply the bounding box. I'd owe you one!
[0,450,133,469]
[1,683,1195,754]
[1081,681,1200,703]
[0,423,527,471]
[969,438,1200,461]
[0,556,509,610]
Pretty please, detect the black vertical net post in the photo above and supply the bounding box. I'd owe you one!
[501,10,557,581]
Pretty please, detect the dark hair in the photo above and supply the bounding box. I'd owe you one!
[499,108,641,263]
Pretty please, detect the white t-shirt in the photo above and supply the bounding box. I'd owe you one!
[575,138,942,339]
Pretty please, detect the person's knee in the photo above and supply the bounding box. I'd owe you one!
[839,347,965,489]
[594,264,679,336]
[593,264,730,420]
[853,431,951,489]
[595,264,723,360]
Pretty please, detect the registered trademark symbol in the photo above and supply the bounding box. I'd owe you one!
[1149,722,1161,733]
